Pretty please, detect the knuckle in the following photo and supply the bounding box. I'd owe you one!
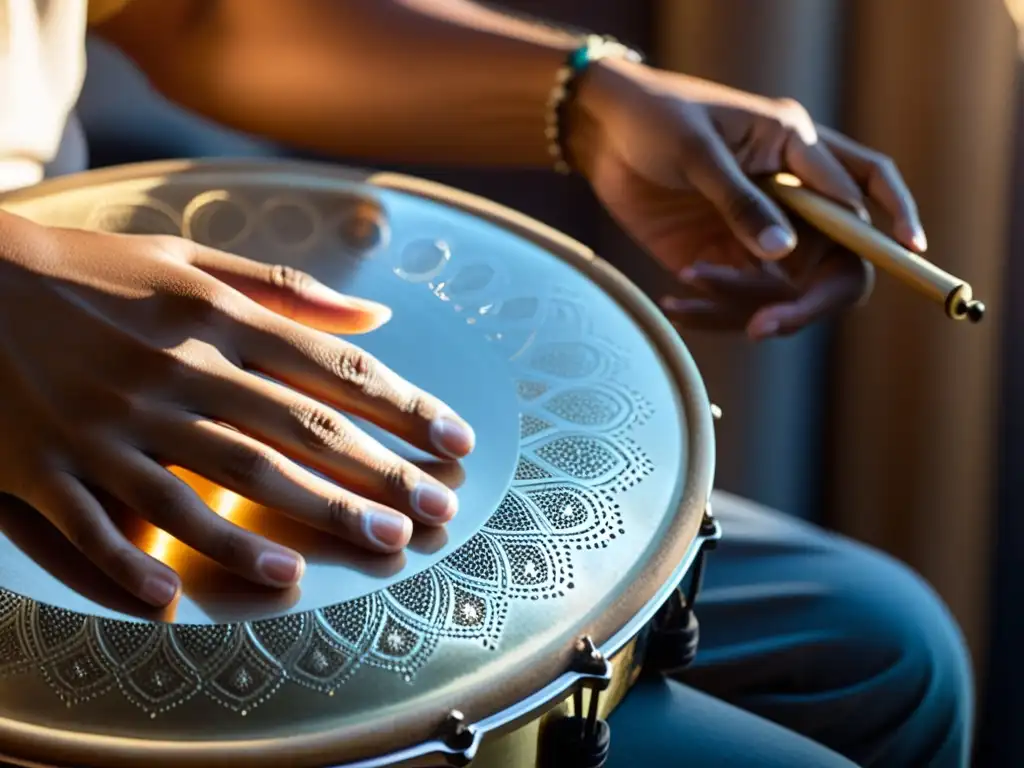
[330,345,378,392]
[774,97,816,140]
[291,404,354,455]
[381,461,420,497]
[725,191,770,229]
[135,480,187,522]
[326,495,362,533]
[399,392,436,422]
[872,155,899,180]
[209,526,252,567]
[775,97,810,124]
[146,234,193,262]
[678,125,717,158]
[268,264,314,295]
[62,516,104,556]
[219,442,276,488]
[102,545,141,588]
[143,347,208,394]
[171,288,232,331]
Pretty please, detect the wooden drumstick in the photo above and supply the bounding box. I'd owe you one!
[763,172,985,323]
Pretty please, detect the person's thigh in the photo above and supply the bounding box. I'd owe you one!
[678,491,973,768]
[607,676,858,767]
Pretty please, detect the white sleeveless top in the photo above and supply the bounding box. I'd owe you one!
[0,0,126,191]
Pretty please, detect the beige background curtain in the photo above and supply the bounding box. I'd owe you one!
[656,0,1017,685]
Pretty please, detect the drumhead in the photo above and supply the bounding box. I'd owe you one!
[0,160,715,767]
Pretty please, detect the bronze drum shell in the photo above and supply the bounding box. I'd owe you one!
[0,160,716,767]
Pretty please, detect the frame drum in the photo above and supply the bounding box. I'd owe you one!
[0,160,717,768]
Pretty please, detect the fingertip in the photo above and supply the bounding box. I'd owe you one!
[678,267,699,283]
[411,481,459,525]
[755,225,798,261]
[894,220,928,252]
[354,302,393,332]
[746,314,781,341]
[363,509,413,552]
[303,283,393,328]
[429,414,476,459]
[660,296,683,312]
[912,230,928,252]
[255,549,307,588]
[140,572,181,607]
[366,302,393,326]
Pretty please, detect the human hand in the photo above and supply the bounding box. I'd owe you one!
[569,59,926,339]
[0,214,475,607]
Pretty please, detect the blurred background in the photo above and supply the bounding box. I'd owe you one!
[74,0,1020,764]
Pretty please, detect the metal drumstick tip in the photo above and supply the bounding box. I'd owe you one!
[763,173,986,324]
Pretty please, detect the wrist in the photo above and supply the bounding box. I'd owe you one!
[557,49,643,179]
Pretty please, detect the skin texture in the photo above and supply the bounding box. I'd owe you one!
[0,0,929,604]
[96,0,927,338]
[0,214,474,606]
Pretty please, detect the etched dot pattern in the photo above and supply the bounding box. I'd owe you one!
[545,389,621,427]
[520,413,553,439]
[0,183,666,724]
[535,436,623,482]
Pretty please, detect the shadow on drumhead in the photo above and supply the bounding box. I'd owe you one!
[0,457,462,624]
[0,166,522,625]
[0,494,173,620]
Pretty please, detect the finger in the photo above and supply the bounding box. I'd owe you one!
[157,417,416,551]
[783,135,869,219]
[171,367,457,525]
[660,297,751,332]
[818,125,926,251]
[745,254,865,340]
[679,262,797,302]
[681,128,798,261]
[99,449,308,589]
[27,472,181,607]
[232,314,476,460]
[182,241,392,333]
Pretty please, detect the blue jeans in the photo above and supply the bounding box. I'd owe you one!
[608,492,973,767]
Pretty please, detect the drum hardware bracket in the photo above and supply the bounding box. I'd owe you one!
[643,506,722,677]
[432,709,481,767]
[539,636,614,768]
[710,403,723,421]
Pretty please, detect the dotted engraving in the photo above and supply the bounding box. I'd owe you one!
[0,187,657,718]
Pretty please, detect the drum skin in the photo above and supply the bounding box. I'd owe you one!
[0,160,715,768]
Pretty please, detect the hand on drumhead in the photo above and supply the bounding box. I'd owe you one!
[569,59,924,337]
[0,214,475,607]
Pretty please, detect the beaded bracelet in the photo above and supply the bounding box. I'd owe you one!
[546,35,643,175]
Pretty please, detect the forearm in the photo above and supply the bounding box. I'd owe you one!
[98,0,589,167]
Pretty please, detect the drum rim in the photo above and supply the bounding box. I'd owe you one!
[0,158,716,767]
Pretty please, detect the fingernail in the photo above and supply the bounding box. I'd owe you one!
[896,221,927,252]
[363,509,412,549]
[307,282,393,320]
[757,226,797,259]
[256,550,306,586]
[429,415,476,458]
[752,318,780,338]
[912,229,928,252]
[141,575,179,606]
[412,482,458,523]
[678,267,699,282]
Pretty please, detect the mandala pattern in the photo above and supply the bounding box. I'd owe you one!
[0,186,658,720]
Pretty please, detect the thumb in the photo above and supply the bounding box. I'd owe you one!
[183,242,392,334]
[683,129,798,261]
